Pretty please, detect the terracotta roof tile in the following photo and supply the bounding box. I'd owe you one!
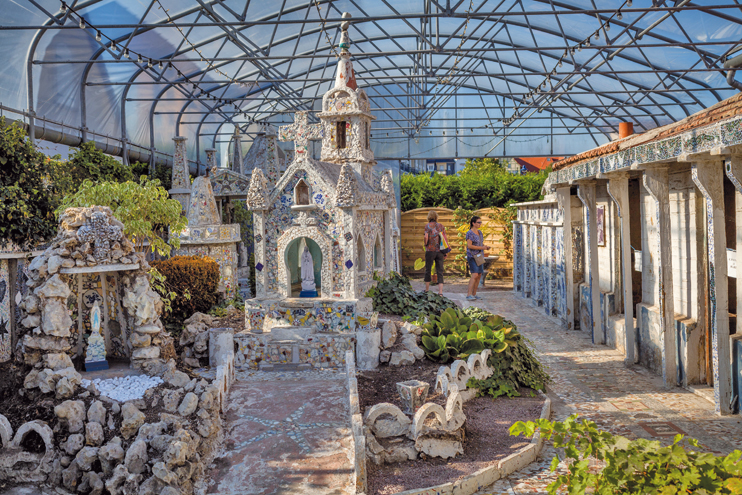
[553,92,742,171]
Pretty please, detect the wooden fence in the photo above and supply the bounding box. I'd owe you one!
[400,207,512,277]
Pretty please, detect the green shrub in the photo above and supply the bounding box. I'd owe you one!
[0,118,58,249]
[510,415,742,495]
[420,307,509,363]
[50,141,134,200]
[464,306,550,397]
[151,256,220,325]
[365,272,457,319]
[400,160,546,212]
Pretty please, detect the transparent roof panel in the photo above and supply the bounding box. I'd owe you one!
[1,0,739,163]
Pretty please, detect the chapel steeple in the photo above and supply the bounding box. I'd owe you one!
[317,12,376,177]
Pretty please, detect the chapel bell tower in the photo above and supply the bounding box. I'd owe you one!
[318,13,376,182]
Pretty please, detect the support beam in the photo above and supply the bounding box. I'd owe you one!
[692,158,732,414]
[643,166,677,389]
[607,173,636,365]
[556,187,575,330]
[577,181,603,344]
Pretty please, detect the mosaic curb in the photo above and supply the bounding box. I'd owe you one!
[347,349,367,495]
[393,390,552,495]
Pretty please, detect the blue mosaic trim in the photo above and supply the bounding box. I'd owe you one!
[544,116,742,189]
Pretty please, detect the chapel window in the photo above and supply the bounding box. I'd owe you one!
[336,121,347,149]
[357,236,366,272]
[295,179,310,205]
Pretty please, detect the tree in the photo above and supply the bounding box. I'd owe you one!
[50,141,134,200]
[56,178,187,257]
[0,118,58,249]
[460,157,505,176]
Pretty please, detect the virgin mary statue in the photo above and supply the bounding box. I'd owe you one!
[299,238,318,297]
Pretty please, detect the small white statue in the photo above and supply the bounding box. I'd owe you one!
[299,238,317,296]
[86,300,109,371]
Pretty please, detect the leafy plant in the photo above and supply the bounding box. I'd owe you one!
[510,415,742,495]
[468,376,521,398]
[491,200,517,264]
[56,178,186,257]
[208,293,245,318]
[463,306,550,396]
[365,272,457,319]
[0,118,58,249]
[420,307,510,363]
[49,141,134,200]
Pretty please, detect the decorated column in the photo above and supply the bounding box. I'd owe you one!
[556,187,575,330]
[169,136,191,213]
[642,165,677,389]
[692,159,732,413]
[232,127,243,175]
[606,173,636,365]
[206,148,217,173]
[246,168,269,303]
[577,181,603,344]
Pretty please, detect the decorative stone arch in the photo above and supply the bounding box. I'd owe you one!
[356,235,367,273]
[412,402,447,439]
[357,90,370,113]
[276,226,334,298]
[373,233,384,271]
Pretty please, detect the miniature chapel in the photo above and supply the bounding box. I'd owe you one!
[243,13,400,339]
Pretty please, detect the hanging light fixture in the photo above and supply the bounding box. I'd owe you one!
[558,59,563,67]
[595,31,600,40]
[111,41,118,51]
[137,54,143,63]
[95,31,101,41]
[147,59,153,68]
[124,48,130,59]
[585,38,590,47]
[606,22,611,31]
[158,60,163,70]
[79,17,85,29]
[60,2,67,13]
[617,10,623,20]
[627,0,632,6]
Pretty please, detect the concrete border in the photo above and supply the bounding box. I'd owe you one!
[391,390,552,495]
[346,350,367,494]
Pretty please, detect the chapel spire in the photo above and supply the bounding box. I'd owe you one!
[335,13,357,90]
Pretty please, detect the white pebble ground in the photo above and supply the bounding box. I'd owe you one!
[80,375,164,402]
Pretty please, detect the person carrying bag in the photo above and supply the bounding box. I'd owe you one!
[423,210,449,295]
[466,215,491,301]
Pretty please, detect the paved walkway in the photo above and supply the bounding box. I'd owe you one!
[205,369,354,495]
[437,291,742,494]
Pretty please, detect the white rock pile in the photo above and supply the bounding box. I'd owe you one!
[81,375,164,402]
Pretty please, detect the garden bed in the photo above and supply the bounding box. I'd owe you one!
[358,358,545,495]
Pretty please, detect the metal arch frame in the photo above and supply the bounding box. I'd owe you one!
[19,0,742,161]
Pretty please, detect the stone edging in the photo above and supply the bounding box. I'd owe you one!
[393,390,552,495]
[346,350,367,494]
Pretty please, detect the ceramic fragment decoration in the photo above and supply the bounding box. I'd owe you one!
[396,380,430,414]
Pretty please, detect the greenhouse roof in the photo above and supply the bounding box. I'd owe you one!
[1,0,741,166]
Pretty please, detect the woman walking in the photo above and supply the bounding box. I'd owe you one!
[466,216,491,301]
[424,210,449,295]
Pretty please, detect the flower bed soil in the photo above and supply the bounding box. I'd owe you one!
[358,359,545,495]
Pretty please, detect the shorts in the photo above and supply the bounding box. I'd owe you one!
[467,256,484,274]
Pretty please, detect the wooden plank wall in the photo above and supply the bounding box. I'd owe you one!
[400,207,513,276]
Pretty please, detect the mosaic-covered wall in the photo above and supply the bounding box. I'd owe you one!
[234,333,354,369]
[245,298,363,333]
[513,201,568,326]
[0,260,10,362]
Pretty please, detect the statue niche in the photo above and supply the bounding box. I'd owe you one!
[286,237,322,297]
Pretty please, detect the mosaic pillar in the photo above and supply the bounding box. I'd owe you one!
[205,148,217,172]
[170,136,191,214]
[0,259,11,362]
[513,221,522,293]
[543,225,553,315]
[556,188,574,330]
[643,165,677,389]
[253,212,267,298]
[342,208,357,299]
[232,127,243,175]
[725,153,742,342]
[523,220,531,298]
[607,173,636,365]
[693,159,732,414]
[577,181,603,344]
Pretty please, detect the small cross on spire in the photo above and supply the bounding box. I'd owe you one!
[278,111,324,155]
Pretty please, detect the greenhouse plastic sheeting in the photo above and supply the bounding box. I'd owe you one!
[0,0,740,163]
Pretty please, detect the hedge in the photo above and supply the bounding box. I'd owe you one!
[151,255,220,324]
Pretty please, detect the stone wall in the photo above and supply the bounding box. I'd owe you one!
[234,332,354,369]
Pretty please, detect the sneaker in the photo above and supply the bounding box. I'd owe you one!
[473,295,482,300]
[465,295,476,301]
